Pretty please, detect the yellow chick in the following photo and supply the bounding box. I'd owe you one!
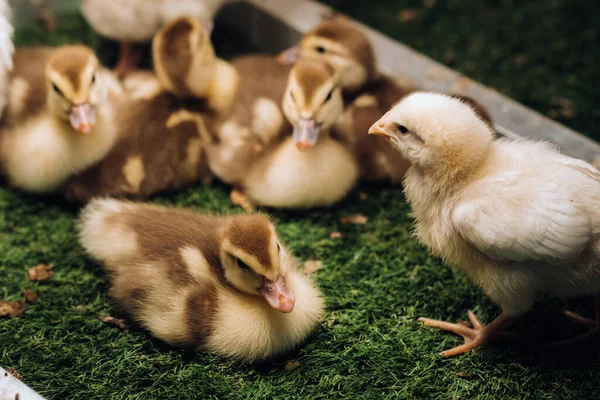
[0,45,118,193]
[370,92,600,356]
[79,198,324,361]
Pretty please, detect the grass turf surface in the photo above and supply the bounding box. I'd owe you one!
[2,2,600,399]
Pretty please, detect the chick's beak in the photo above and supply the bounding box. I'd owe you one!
[293,117,320,151]
[69,103,96,134]
[259,275,295,313]
[277,45,302,64]
[368,121,393,138]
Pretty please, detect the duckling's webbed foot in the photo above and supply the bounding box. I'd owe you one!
[230,189,255,213]
[549,295,600,347]
[419,311,519,357]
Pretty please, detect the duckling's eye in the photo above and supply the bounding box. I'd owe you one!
[315,46,326,54]
[397,124,409,134]
[236,257,251,272]
[52,83,63,97]
[324,89,334,102]
[277,243,281,253]
[91,74,96,84]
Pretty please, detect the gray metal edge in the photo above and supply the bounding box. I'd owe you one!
[218,0,600,162]
[0,366,46,400]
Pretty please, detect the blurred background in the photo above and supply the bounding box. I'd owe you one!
[10,0,599,140]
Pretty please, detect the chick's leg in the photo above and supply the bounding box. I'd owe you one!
[230,189,255,213]
[550,294,600,346]
[115,41,140,79]
[419,311,520,357]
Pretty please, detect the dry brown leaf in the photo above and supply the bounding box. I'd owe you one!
[0,300,28,318]
[304,260,323,275]
[457,371,466,378]
[6,367,22,381]
[396,9,418,22]
[359,192,368,200]
[22,289,38,303]
[340,214,368,225]
[283,361,301,371]
[27,263,54,282]
[97,315,130,330]
[329,231,342,239]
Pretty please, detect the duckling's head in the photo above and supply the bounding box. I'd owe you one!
[46,45,103,134]
[153,16,216,98]
[219,214,295,313]
[278,18,376,92]
[282,58,344,151]
[368,92,493,180]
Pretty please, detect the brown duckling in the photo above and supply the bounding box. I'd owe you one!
[79,198,324,361]
[208,58,358,210]
[64,17,235,203]
[279,18,493,185]
[0,45,119,193]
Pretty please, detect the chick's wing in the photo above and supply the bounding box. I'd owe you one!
[451,170,592,265]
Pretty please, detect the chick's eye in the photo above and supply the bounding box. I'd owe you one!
[52,83,63,96]
[324,89,333,102]
[236,257,251,272]
[397,124,409,134]
[315,46,326,54]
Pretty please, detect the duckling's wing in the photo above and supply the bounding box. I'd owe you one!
[451,171,591,265]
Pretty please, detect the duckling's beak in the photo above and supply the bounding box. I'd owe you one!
[293,118,320,151]
[69,103,96,134]
[277,45,302,64]
[368,121,393,138]
[259,275,295,313]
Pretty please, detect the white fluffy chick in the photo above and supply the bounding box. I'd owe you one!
[369,92,600,357]
[0,0,13,119]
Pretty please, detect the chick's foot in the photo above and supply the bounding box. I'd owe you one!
[230,189,255,213]
[419,311,519,357]
[550,295,600,347]
[115,42,141,79]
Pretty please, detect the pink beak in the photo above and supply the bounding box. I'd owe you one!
[277,45,302,64]
[259,275,295,313]
[69,103,96,134]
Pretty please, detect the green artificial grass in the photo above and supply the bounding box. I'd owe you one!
[2,2,600,400]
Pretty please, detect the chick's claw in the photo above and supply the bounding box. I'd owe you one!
[419,311,518,357]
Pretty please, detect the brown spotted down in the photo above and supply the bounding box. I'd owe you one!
[47,46,97,94]
[64,93,215,203]
[305,18,377,85]
[226,215,274,271]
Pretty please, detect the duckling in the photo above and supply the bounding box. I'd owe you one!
[209,58,358,210]
[205,54,293,186]
[0,45,118,194]
[0,0,13,120]
[79,198,324,361]
[81,0,230,77]
[64,17,234,203]
[278,18,494,185]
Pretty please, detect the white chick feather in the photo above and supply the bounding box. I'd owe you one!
[0,0,13,119]
[369,92,600,356]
